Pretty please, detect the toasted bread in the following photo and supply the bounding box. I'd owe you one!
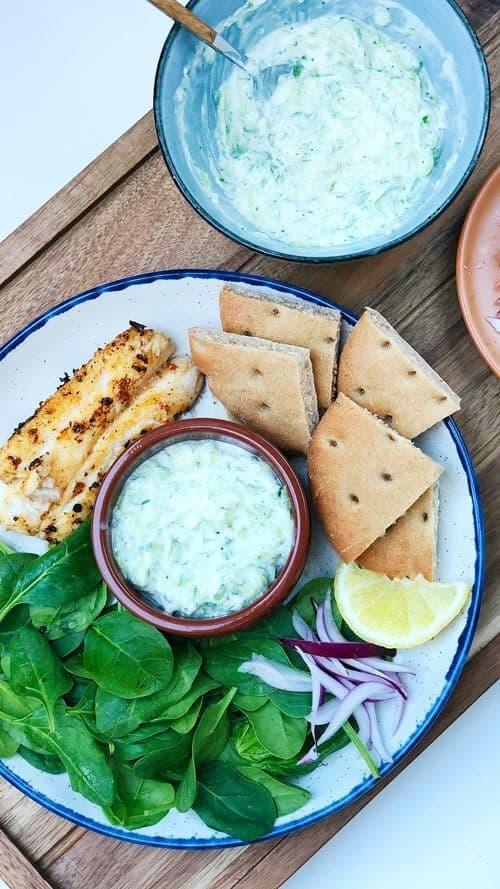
[338,308,460,438]
[189,327,319,453]
[358,485,438,580]
[220,285,341,409]
[308,394,442,561]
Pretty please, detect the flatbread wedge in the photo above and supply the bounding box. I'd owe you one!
[308,394,442,562]
[357,485,438,581]
[40,356,203,543]
[219,284,341,409]
[189,327,319,453]
[338,308,460,439]
[0,325,173,535]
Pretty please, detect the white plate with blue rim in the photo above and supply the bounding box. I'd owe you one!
[0,270,484,847]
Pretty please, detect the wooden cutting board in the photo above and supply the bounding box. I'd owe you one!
[0,2,498,887]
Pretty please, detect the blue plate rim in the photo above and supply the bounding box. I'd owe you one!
[153,0,491,263]
[0,269,485,849]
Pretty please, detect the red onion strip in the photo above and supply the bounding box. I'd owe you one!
[239,655,312,692]
[281,637,395,659]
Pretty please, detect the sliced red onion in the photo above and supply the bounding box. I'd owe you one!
[315,601,333,643]
[323,591,345,642]
[296,650,324,745]
[316,655,350,680]
[392,675,407,734]
[302,652,352,701]
[344,663,408,699]
[359,656,414,675]
[281,637,395,659]
[365,702,392,762]
[301,681,392,761]
[239,655,312,692]
[292,611,315,642]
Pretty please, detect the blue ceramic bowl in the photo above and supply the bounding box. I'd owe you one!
[154,0,490,262]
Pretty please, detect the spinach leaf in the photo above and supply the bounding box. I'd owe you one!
[168,697,203,734]
[133,731,193,780]
[18,746,65,774]
[244,702,306,760]
[84,611,173,698]
[0,724,19,757]
[162,640,201,706]
[0,521,100,623]
[9,627,72,730]
[105,762,174,829]
[156,674,219,721]
[0,678,39,719]
[94,673,217,740]
[194,761,276,841]
[294,577,333,626]
[0,552,37,608]
[175,688,235,813]
[232,692,267,712]
[114,726,189,763]
[0,701,114,805]
[235,766,311,817]
[63,651,93,679]
[268,689,311,718]
[51,629,85,659]
[30,581,107,640]
[0,605,31,650]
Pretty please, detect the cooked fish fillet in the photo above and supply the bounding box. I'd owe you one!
[0,325,173,534]
[40,356,203,542]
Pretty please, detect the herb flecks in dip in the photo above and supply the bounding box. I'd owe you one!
[213,15,445,248]
[111,439,294,619]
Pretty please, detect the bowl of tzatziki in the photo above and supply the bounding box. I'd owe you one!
[154,0,489,262]
[91,419,310,637]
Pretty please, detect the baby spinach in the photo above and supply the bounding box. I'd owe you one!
[232,692,267,712]
[0,521,100,623]
[133,730,193,780]
[244,701,307,760]
[175,688,236,813]
[84,611,173,698]
[18,746,65,775]
[51,629,85,658]
[194,761,276,842]
[9,627,71,730]
[235,766,311,817]
[294,577,333,626]
[114,726,186,763]
[105,762,174,830]
[0,724,19,757]
[30,581,107,640]
[168,697,203,734]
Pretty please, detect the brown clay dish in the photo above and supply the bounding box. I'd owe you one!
[91,417,310,637]
[456,164,500,378]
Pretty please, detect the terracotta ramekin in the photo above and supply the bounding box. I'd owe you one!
[91,418,310,637]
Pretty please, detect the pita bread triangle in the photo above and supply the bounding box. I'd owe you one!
[308,394,442,562]
[338,308,460,439]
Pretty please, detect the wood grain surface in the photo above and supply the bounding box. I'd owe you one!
[0,2,498,887]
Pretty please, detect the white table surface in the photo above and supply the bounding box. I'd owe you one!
[1,4,498,887]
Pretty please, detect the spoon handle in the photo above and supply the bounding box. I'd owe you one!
[147,0,216,46]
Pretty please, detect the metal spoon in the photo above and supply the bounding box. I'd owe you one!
[147,0,293,99]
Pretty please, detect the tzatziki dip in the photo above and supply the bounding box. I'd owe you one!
[111,439,294,619]
[211,14,445,248]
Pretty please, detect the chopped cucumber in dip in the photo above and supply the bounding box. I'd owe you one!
[111,440,294,619]
[213,14,445,248]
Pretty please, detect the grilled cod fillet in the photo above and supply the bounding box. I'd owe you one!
[0,325,173,534]
[40,356,203,542]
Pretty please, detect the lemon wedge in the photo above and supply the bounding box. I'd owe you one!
[334,562,471,649]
